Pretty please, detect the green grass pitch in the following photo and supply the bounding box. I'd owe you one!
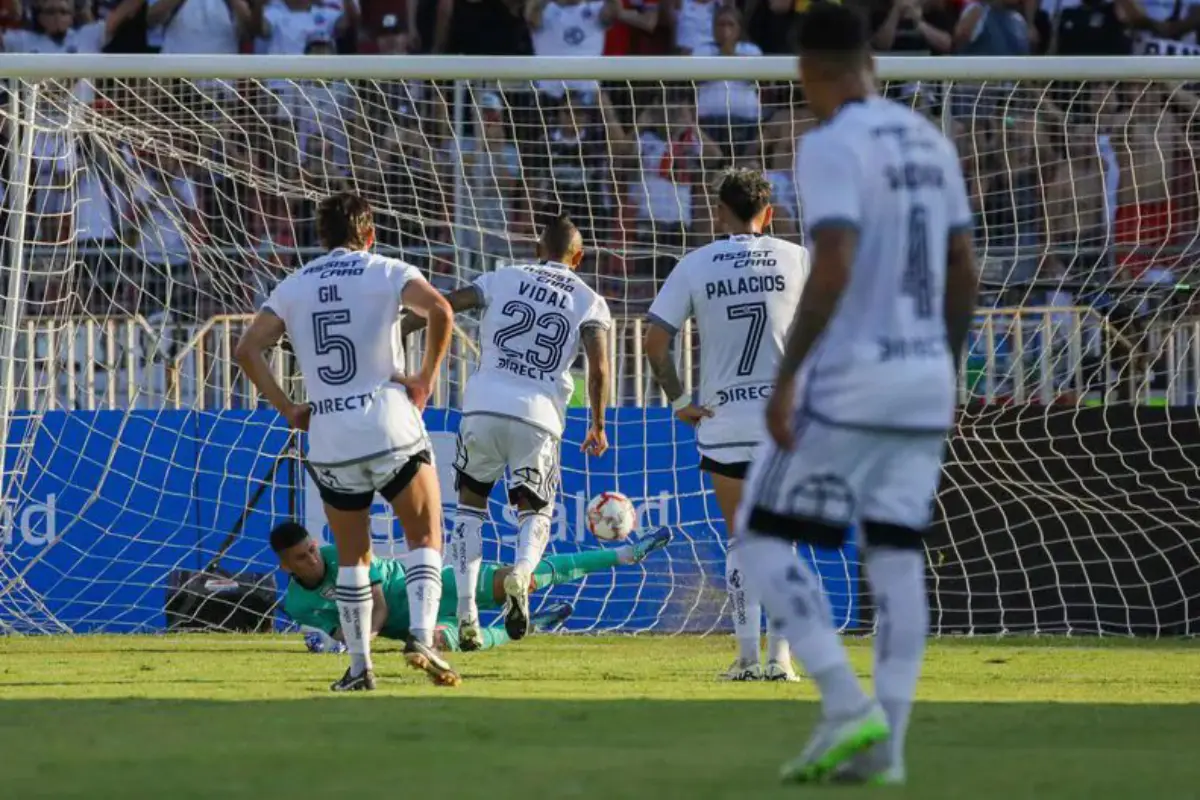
[2,634,1198,798]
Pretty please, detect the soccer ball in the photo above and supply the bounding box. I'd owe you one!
[586,491,637,542]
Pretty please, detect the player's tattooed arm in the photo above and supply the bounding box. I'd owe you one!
[644,322,686,402]
[234,309,310,431]
[400,286,482,338]
[944,229,980,370]
[580,324,610,457]
[767,226,854,448]
[644,322,711,426]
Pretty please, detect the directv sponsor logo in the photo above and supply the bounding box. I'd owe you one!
[714,383,773,406]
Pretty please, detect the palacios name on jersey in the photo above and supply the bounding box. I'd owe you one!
[705,273,788,300]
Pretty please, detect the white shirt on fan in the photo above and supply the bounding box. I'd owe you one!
[463,261,612,437]
[530,0,607,99]
[151,0,241,54]
[647,234,808,451]
[793,96,972,433]
[674,0,717,52]
[692,41,763,121]
[264,248,430,466]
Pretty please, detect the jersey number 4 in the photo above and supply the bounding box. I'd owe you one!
[901,205,934,320]
[312,310,357,385]
[726,302,768,377]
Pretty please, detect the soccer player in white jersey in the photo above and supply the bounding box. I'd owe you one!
[644,169,809,682]
[402,215,611,647]
[234,193,461,692]
[734,4,979,785]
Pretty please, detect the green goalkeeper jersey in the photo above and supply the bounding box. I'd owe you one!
[282,545,412,638]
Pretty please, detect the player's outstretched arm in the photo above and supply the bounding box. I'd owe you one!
[644,322,712,427]
[580,325,610,457]
[398,280,455,409]
[234,310,310,430]
[766,226,854,449]
[400,286,482,338]
[944,230,979,370]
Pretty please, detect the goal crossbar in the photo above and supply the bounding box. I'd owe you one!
[0,54,1196,82]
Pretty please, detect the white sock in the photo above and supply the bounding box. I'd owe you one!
[405,547,444,647]
[767,633,792,667]
[739,533,869,718]
[726,545,762,664]
[451,507,485,623]
[513,510,551,577]
[335,565,373,674]
[866,546,928,774]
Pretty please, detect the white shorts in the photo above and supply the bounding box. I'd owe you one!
[454,414,561,509]
[309,444,432,512]
[737,413,946,546]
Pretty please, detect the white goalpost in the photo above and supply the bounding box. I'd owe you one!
[1,54,1199,637]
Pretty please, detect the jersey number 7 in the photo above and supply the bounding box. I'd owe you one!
[726,302,768,378]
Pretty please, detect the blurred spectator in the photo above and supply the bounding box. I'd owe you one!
[533,90,616,244]
[870,0,955,53]
[456,91,531,266]
[1,0,143,54]
[953,0,1034,54]
[603,0,667,53]
[359,3,418,50]
[692,6,763,156]
[745,0,796,54]
[435,0,529,54]
[527,0,616,103]
[148,0,250,53]
[670,0,718,53]
[1051,0,1143,54]
[601,87,720,284]
[279,37,359,185]
[254,0,358,54]
[122,149,204,313]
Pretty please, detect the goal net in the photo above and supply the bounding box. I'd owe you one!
[1,55,1199,637]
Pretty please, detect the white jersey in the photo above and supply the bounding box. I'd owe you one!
[264,247,428,466]
[647,234,809,452]
[463,261,612,437]
[794,96,973,432]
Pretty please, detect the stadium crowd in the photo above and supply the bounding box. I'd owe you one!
[3,0,1200,409]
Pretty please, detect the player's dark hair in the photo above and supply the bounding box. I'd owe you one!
[269,521,310,554]
[716,168,772,223]
[539,212,581,262]
[316,192,374,250]
[794,1,871,65]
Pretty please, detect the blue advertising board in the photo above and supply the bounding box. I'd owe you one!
[0,409,859,634]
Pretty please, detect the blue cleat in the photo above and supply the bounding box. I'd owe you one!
[532,601,575,632]
[631,527,673,563]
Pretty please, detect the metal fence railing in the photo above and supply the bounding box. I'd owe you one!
[7,307,1200,413]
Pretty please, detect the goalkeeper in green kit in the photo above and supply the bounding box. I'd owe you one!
[271,521,671,658]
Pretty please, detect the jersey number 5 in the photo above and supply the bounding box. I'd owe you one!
[312,310,357,385]
[726,302,768,377]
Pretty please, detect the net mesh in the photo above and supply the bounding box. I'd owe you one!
[0,69,1199,635]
